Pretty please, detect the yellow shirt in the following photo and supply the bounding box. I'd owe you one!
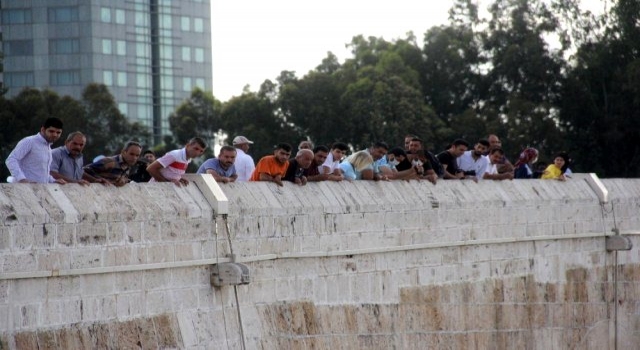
[541,164,562,179]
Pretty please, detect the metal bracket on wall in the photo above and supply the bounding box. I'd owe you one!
[606,234,633,252]
[210,262,251,287]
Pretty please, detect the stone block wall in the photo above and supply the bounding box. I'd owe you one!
[0,176,639,349]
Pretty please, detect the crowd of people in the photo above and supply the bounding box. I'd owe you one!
[4,117,573,187]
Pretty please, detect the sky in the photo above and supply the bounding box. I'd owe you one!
[210,0,606,102]
[211,1,453,102]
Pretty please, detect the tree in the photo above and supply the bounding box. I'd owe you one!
[168,88,223,147]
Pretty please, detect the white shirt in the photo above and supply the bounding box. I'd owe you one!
[320,152,340,174]
[150,148,191,182]
[6,133,56,183]
[234,148,255,182]
[457,150,489,180]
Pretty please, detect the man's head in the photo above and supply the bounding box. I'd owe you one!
[488,147,504,165]
[369,141,389,161]
[274,143,292,164]
[185,137,207,159]
[312,145,329,165]
[64,131,86,158]
[233,135,253,152]
[404,134,418,150]
[298,140,313,151]
[217,145,237,170]
[40,117,64,143]
[295,149,314,169]
[448,139,469,158]
[330,142,349,162]
[487,134,501,149]
[121,141,142,166]
[388,147,408,163]
[408,138,423,154]
[473,139,490,157]
[143,150,156,162]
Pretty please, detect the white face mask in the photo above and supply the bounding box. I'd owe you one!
[388,159,399,167]
[412,159,423,167]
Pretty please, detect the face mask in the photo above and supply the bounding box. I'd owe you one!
[412,159,423,167]
[388,159,399,167]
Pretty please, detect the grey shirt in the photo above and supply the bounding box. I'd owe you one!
[50,146,84,181]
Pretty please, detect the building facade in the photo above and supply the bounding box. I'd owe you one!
[0,0,212,144]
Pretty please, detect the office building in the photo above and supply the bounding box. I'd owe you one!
[0,0,212,144]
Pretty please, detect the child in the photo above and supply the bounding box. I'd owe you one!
[541,152,569,181]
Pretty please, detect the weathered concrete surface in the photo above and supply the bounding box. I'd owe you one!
[0,176,639,349]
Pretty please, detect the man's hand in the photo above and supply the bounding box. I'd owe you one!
[273,175,283,186]
[54,179,67,185]
[172,178,189,186]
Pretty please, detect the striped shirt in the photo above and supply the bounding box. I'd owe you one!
[5,133,56,183]
[150,148,191,182]
[83,155,131,184]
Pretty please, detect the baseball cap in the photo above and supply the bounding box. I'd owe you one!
[232,136,253,145]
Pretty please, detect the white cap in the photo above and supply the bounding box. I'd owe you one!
[232,136,254,145]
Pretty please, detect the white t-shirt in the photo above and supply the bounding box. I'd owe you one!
[151,148,190,182]
[235,148,255,182]
[457,150,489,179]
[320,152,340,174]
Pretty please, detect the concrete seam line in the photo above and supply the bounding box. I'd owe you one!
[0,232,620,280]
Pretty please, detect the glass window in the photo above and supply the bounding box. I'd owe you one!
[102,39,112,54]
[136,74,149,88]
[181,47,191,61]
[181,17,190,31]
[50,39,79,54]
[51,70,80,86]
[136,43,148,58]
[194,18,204,33]
[161,45,172,59]
[118,103,128,116]
[3,40,33,56]
[117,72,127,87]
[182,77,192,92]
[115,9,125,24]
[1,9,32,24]
[135,12,147,26]
[160,14,172,28]
[116,41,126,56]
[195,78,205,89]
[48,7,79,22]
[4,72,34,87]
[101,8,111,23]
[161,76,173,89]
[103,71,113,86]
[194,48,204,63]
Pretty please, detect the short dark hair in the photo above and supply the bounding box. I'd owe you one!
[123,141,142,151]
[219,145,236,154]
[275,143,292,152]
[410,137,423,145]
[313,145,329,154]
[452,139,469,148]
[477,139,490,147]
[389,147,407,158]
[372,141,389,151]
[43,117,63,129]
[331,142,349,151]
[143,150,155,156]
[489,147,504,155]
[188,137,207,148]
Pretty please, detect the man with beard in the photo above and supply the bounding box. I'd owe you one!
[303,145,330,182]
[457,139,490,180]
[250,143,292,186]
[84,141,143,187]
[197,145,237,183]
[6,117,66,184]
[50,131,106,185]
[436,139,469,180]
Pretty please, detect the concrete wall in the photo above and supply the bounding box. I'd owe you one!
[0,175,639,349]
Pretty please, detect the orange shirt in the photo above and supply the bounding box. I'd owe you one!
[249,155,289,181]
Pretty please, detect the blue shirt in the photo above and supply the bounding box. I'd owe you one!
[50,146,84,181]
[197,158,236,178]
[5,133,56,183]
[338,161,373,180]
